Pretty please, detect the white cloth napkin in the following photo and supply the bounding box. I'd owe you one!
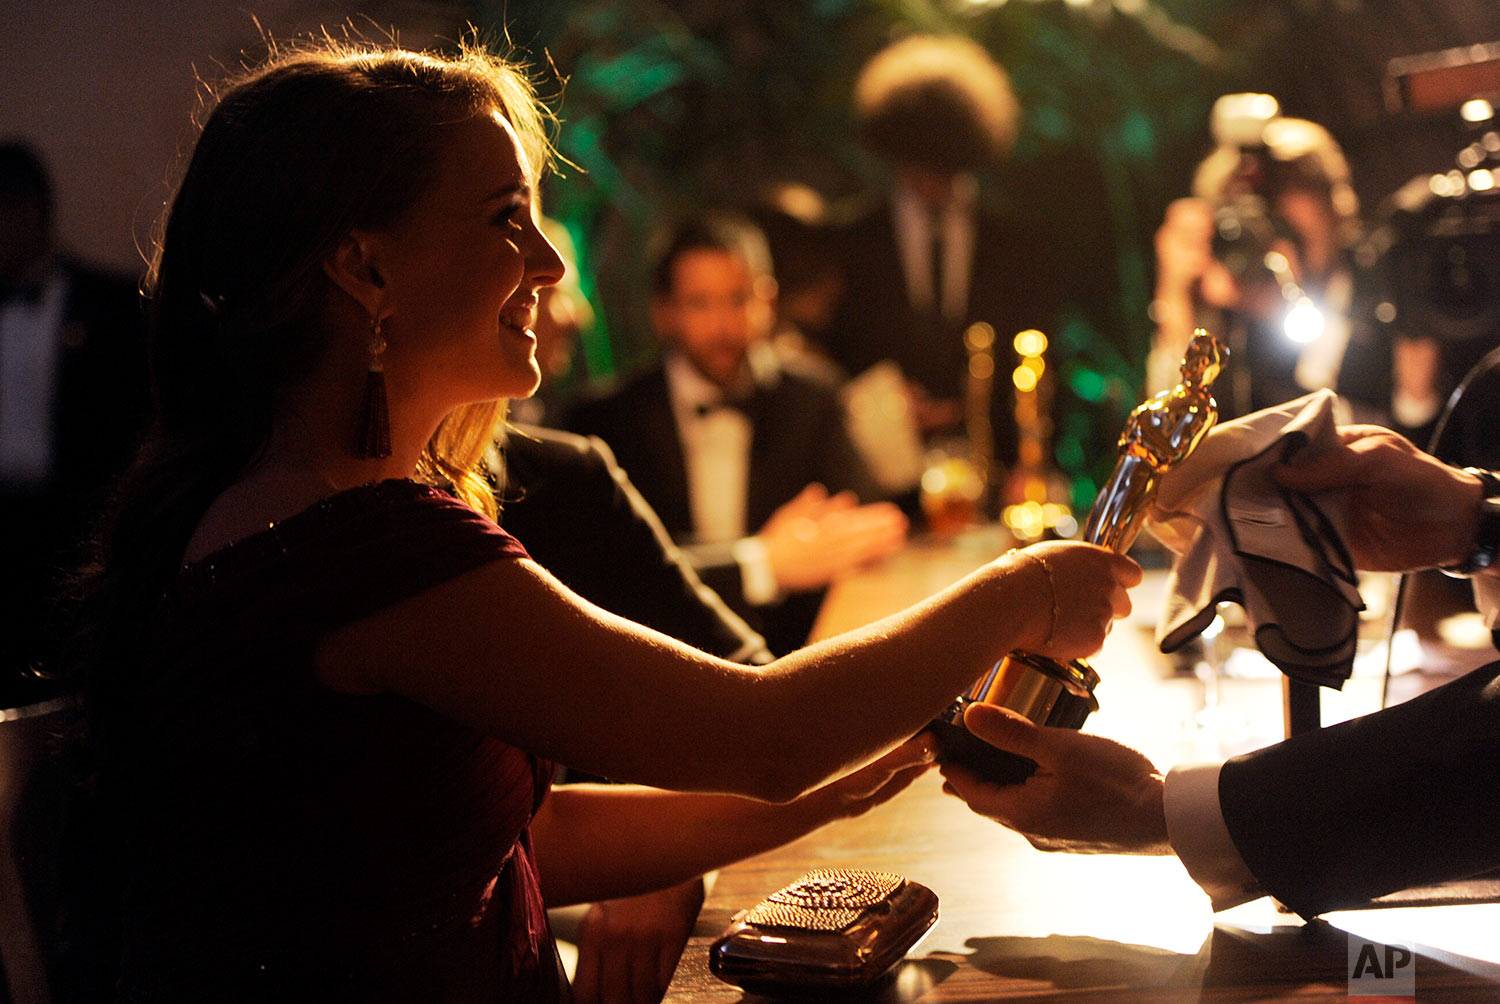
[1147,390,1365,688]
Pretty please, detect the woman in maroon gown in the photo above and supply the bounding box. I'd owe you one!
[68,37,1140,1002]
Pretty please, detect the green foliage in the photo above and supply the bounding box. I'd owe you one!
[477,0,1242,494]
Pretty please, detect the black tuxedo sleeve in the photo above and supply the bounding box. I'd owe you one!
[672,539,748,613]
[1218,660,1500,918]
[819,414,883,503]
[499,426,772,664]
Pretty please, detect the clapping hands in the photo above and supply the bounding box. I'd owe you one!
[757,484,909,592]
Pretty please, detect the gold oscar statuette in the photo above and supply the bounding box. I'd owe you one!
[929,330,1228,783]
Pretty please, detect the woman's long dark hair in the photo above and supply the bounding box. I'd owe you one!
[63,38,555,753]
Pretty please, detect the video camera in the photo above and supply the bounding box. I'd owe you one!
[1380,165,1500,351]
[1373,44,1500,404]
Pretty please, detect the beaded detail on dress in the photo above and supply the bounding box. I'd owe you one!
[171,478,448,591]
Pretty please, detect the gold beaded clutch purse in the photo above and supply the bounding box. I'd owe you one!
[708,868,938,993]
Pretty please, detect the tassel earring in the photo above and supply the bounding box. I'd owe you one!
[356,315,392,459]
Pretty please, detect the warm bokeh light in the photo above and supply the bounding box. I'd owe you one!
[1001,497,1075,542]
[1003,500,1046,539]
[1461,98,1495,123]
[1013,364,1038,393]
[964,322,996,352]
[1013,328,1048,358]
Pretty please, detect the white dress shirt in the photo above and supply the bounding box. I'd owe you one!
[892,174,978,326]
[0,268,67,485]
[665,351,752,544]
[663,351,779,606]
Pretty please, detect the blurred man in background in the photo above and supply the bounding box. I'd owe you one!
[823,34,1060,467]
[570,213,907,654]
[0,141,148,708]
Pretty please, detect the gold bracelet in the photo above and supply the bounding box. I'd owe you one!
[1032,552,1059,649]
[1010,549,1059,650]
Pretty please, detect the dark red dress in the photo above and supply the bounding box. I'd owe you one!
[112,480,569,1002]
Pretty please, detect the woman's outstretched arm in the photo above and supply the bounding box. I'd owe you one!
[530,735,936,907]
[317,540,1139,801]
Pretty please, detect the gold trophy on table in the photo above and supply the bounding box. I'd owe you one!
[929,330,1228,782]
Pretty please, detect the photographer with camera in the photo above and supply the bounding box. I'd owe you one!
[1146,95,1386,422]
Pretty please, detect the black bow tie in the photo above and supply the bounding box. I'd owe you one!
[695,395,755,418]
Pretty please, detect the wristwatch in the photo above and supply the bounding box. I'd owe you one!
[1442,468,1500,578]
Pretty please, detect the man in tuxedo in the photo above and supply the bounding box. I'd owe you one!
[0,142,149,708]
[940,425,1500,919]
[569,214,907,654]
[499,216,772,664]
[823,35,1060,464]
[0,141,148,1004]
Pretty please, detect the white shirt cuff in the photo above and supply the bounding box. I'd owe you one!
[731,536,781,607]
[1164,762,1264,911]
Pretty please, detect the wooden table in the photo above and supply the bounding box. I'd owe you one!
[663,528,1500,1002]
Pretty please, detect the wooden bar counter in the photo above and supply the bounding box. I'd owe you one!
[662,528,1500,1002]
